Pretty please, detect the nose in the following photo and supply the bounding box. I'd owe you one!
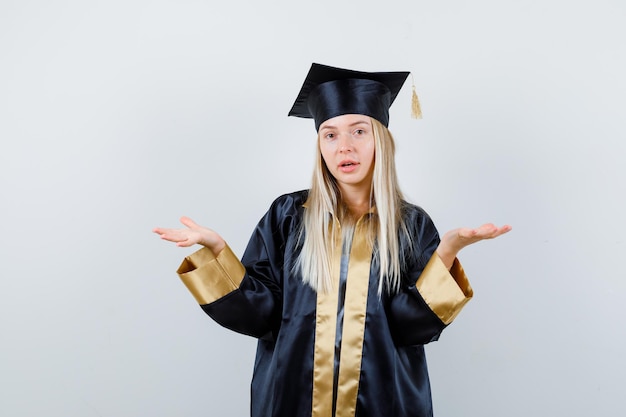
[338,134,354,153]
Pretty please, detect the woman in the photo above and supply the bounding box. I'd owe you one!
[154,63,511,417]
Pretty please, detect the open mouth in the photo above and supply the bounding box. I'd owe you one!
[338,160,359,172]
[340,161,358,167]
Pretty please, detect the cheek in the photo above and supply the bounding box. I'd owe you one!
[364,142,376,167]
[318,143,333,165]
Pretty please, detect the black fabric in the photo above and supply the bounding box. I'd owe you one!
[201,190,448,417]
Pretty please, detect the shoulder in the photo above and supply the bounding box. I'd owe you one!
[400,200,432,223]
[400,200,439,239]
[258,190,309,229]
[251,191,308,242]
[268,190,309,214]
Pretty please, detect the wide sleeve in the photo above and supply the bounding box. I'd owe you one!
[386,206,473,346]
[175,193,302,339]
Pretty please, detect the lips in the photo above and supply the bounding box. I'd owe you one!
[338,159,359,173]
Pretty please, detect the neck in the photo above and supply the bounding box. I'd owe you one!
[339,186,372,219]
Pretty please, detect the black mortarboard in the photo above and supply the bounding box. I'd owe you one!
[288,63,411,130]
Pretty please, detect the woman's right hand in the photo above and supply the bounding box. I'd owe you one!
[153,216,226,256]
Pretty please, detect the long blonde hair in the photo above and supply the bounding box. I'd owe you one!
[296,117,410,295]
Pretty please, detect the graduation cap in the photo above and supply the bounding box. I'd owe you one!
[288,63,421,131]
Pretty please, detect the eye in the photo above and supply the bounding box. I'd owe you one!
[324,132,335,140]
[354,128,366,136]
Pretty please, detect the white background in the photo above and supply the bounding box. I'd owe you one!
[1,0,624,416]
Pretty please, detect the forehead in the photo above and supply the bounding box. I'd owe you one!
[318,114,372,130]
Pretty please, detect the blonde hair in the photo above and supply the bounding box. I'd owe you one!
[296,117,409,295]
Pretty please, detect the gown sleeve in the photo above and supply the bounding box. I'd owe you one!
[175,194,299,339]
[387,206,473,346]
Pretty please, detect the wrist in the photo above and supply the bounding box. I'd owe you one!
[209,240,226,256]
[201,234,225,256]
[436,246,456,270]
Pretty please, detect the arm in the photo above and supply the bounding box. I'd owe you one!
[387,220,468,346]
[153,193,307,339]
[154,213,284,339]
[387,210,511,346]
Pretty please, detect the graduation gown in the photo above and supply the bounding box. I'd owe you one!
[176,190,473,417]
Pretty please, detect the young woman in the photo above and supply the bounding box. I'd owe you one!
[154,63,511,417]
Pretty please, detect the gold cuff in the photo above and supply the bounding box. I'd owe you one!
[176,245,246,305]
[415,254,473,325]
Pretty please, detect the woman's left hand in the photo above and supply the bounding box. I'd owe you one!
[436,223,512,270]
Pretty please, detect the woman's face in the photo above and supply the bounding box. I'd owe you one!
[318,114,376,195]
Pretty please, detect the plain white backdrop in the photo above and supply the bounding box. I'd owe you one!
[1,0,624,416]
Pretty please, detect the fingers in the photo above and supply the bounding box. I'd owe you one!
[474,223,497,239]
[154,217,210,249]
[439,223,511,260]
[158,231,188,243]
[175,237,194,247]
[457,227,479,239]
[494,224,512,237]
[180,216,198,229]
[152,226,191,243]
[153,227,178,240]
[474,223,512,240]
[153,216,196,234]
[455,223,511,243]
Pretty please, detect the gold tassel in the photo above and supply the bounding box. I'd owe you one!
[411,74,422,119]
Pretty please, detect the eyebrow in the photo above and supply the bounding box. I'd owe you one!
[319,119,371,131]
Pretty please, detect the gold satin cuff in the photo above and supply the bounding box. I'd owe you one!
[176,245,246,305]
[415,254,473,325]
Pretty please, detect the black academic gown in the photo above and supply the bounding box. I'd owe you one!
[176,190,472,417]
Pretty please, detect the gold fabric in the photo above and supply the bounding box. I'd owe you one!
[311,217,373,417]
[176,245,246,305]
[311,223,342,417]
[415,255,473,325]
[335,219,372,417]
